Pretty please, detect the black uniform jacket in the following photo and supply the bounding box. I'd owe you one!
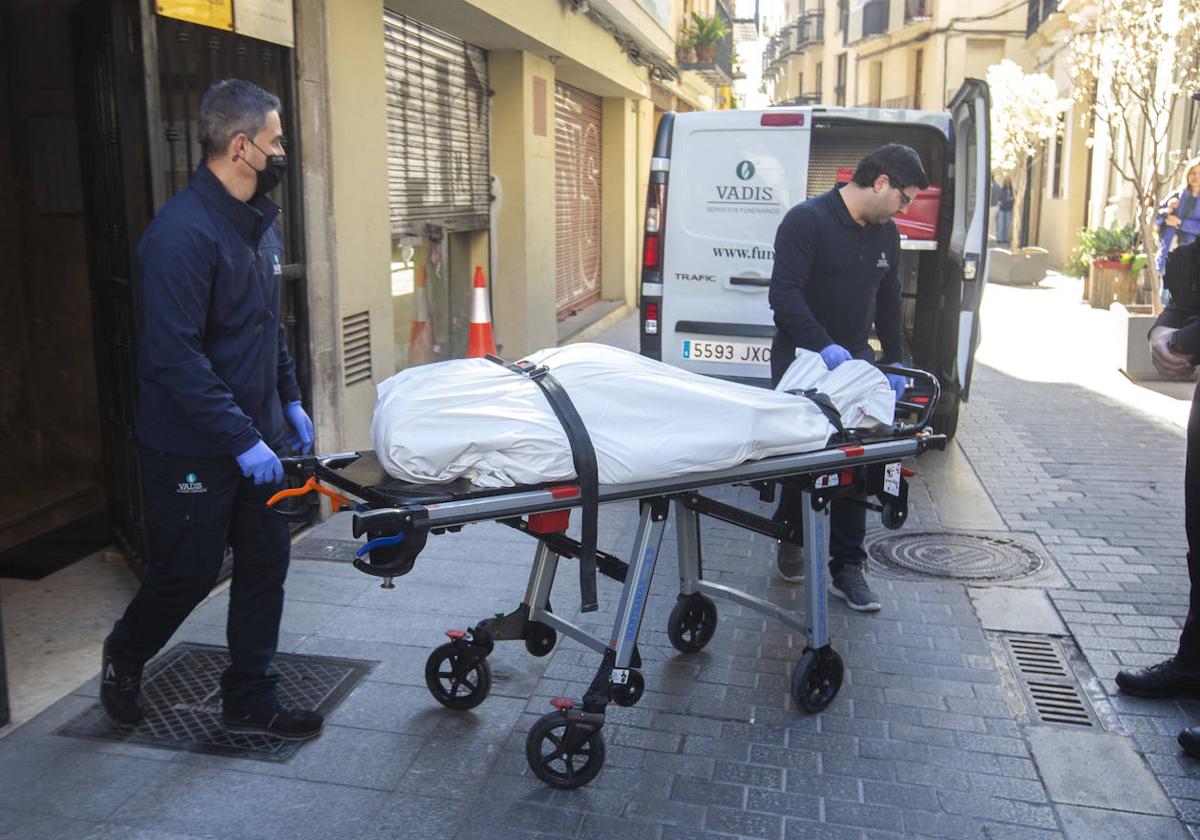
[768,187,903,383]
[134,164,301,458]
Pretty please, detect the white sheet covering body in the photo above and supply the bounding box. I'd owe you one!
[370,344,895,488]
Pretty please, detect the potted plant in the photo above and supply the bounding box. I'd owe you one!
[676,26,696,64]
[690,11,730,63]
[1078,224,1141,309]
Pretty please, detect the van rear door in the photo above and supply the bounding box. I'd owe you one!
[652,110,811,385]
[947,79,991,403]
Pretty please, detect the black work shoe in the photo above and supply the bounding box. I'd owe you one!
[1180,727,1200,758]
[1116,658,1200,699]
[776,541,805,582]
[830,566,882,612]
[222,706,325,741]
[100,637,144,726]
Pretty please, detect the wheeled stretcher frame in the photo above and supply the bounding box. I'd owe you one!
[270,368,945,789]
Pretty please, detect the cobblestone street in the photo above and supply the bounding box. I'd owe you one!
[4,273,1200,839]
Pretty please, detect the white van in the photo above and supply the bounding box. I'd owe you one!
[638,80,991,438]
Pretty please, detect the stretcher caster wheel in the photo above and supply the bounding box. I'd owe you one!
[611,669,645,707]
[425,642,492,710]
[791,646,843,712]
[667,593,718,654]
[524,623,557,657]
[525,711,606,789]
[881,500,906,530]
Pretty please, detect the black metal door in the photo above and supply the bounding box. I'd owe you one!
[72,2,312,572]
[73,0,154,566]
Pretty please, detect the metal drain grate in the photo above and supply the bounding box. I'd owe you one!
[59,643,374,761]
[869,532,1044,580]
[1004,636,1097,728]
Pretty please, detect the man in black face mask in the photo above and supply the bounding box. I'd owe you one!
[100,79,322,740]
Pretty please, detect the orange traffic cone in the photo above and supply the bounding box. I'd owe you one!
[466,265,497,358]
[407,264,436,366]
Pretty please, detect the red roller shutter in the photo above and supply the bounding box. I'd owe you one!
[554,82,602,319]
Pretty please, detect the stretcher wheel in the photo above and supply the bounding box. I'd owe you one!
[667,593,718,654]
[611,669,645,707]
[881,500,906,530]
[525,711,606,789]
[424,642,492,710]
[524,623,557,657]
[791,647,843,712]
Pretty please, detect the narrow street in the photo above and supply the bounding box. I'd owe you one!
[3,273,1200,839]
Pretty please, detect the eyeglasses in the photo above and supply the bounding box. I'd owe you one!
[886,175,915,208]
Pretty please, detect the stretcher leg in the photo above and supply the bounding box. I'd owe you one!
[669,500,719,652]
[793,487,844,712]
[525,497,668,789]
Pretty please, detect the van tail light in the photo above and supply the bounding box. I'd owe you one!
[644,303,659,336]
[642,180,666,270]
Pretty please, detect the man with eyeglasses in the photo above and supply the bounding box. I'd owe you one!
[768,143,929,611]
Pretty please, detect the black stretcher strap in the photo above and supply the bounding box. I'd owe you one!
[489,356,600,613]
[786,388,848,440]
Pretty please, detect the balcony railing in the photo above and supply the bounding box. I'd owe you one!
[799,11,825,46]
[681,1,735,85]
[1026,0,1058,36]
[833,84,846,106]
[883,94,914,109]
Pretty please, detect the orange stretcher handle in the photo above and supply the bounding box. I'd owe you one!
[267,476,353,511]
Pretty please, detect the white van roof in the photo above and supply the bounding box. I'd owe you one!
[669,107,952,138]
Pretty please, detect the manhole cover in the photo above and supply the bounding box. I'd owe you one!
[868,532,1043,580]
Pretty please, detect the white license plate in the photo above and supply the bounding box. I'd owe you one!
[681,339,771,365]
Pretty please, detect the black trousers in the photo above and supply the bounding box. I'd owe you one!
[1180,385,1200,666]
[773,482,868,576]
[771,337,870,575]
[107,447,291,715]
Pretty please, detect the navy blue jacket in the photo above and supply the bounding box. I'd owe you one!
[768,188,902,383]
[135,164,301,458]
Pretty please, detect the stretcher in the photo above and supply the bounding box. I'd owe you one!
[269,364,946,789]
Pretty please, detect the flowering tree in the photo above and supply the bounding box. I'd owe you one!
[987,60,1069,252]
[1069,0,1200,313]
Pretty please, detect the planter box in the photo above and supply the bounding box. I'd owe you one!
[987,246,1048,286]
[1089,260,1136,309]
[1112,303,1195,381]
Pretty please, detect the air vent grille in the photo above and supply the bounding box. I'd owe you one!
[1004,636,1096,728]
[342,311,372,387]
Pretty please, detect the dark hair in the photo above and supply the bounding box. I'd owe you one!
[199,79,281,161]
[851,144,930,191]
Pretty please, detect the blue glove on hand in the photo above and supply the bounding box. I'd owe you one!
[819,343,854,370]
[886,373,908,401]
[236,440,284,485]
[283,401,314,454]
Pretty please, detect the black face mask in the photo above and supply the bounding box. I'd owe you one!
[243,139,287,199]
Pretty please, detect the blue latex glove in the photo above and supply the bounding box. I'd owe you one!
[236,440,284,485]
[283,401,314,454]
[886,373,908,401]
[819,343,854,370]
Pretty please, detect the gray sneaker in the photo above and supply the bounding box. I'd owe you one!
[830,565,881,612]
[776,541,805,582]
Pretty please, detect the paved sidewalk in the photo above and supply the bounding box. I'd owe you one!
[2,275,1200,839]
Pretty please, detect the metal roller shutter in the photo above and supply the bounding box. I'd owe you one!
[554,82,603,318]
[384,12,490,236]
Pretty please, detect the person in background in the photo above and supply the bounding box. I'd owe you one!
[1157,160,1200,297]
[768,143,929,612]
[100,79,323,741]
[996,177,1014,245]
